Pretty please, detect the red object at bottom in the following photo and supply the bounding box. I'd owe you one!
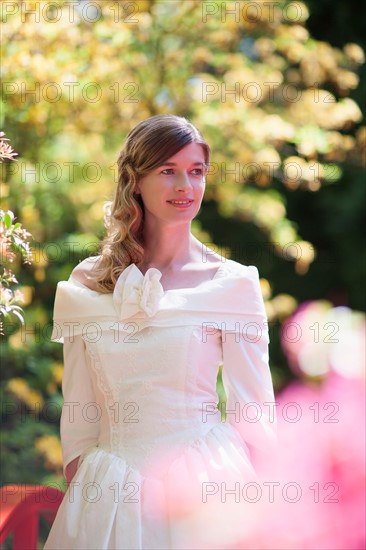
[0,484,64,550]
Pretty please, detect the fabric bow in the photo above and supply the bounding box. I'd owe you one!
[113,263,164,320]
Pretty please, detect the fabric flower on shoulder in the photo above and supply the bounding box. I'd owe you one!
[113,263,164,321]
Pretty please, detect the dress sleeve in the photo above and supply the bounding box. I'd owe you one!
[220,266,277,470]
[60,334,100,478]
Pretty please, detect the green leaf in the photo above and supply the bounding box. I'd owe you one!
[4,212,13,230]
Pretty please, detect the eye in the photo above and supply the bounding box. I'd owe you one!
[191,168,203,176]
[161,168,174,175]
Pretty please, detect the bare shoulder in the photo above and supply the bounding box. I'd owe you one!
[70,256,102,291]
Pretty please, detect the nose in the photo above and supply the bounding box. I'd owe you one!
[174,171,192,191]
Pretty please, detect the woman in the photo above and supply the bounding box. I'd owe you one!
[44,114,277,549]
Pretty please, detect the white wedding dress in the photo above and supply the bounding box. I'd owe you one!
[44,259,276,550]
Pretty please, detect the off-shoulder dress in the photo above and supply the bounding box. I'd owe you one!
[43,258,277,550]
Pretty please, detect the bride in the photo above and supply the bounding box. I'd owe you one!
[44,114,277,550]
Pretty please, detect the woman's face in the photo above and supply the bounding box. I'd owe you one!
[135,142,207,226]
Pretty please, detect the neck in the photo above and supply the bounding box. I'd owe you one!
[139,219,200,270]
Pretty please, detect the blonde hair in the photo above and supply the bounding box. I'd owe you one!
[88,114,211,292]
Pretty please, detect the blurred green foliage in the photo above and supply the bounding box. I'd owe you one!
[0,0,365,487]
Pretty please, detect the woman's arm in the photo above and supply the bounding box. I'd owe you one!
[221,326,277,464]
[220,267,277,470]
[60,334,101,482]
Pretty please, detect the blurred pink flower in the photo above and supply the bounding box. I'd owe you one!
[231,299,366,549]
[232,374,365,549]
[281,300,366,380]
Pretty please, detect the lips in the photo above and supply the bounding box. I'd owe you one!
[167,200,194,205]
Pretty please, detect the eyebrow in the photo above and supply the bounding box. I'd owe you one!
[158,161,206,167]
